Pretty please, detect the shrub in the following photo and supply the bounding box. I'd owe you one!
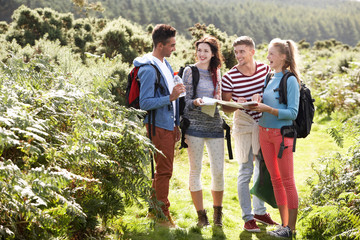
[96,17,152,63]
[6,5,70,46]
[300,115,360,239]
[0,42,154,239]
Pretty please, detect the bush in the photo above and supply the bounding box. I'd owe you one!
[299,115,360,239]
[96,17,152,63]
[6,5,71,46]
[0,42,154,239]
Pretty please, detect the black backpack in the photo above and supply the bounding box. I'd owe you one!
[177,65,233,159]
[264,72,315,158]
[177,65,200,116]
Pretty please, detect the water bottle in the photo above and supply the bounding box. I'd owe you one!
[174,75,186,97]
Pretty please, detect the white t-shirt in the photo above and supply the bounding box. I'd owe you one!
[152,56,176,117]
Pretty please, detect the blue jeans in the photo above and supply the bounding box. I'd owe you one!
[237,147,266,222]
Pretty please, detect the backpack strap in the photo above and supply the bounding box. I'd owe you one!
[190,65,200,99]
[148,64,162,180]
[277,72,294,105]
[277,72,297,158]
[263,73,273,91]
[147,64,162,140]
[179,65,199,149]
[222,119,233,159]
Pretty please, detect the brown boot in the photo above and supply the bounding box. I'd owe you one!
[197,209,210,227]
[213,206,223,227]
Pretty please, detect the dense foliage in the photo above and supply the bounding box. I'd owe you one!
[299,116,360,239]
[1,0,360,46]
[0,37,156,239]
[0,4,359,239]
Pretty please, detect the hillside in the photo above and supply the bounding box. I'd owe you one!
[1,0,360,46]
[0,4,359,239]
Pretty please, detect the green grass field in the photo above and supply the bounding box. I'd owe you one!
[119,115,350,240]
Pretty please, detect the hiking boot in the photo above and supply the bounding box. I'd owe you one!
[244,219,260,232]
[146,211,156,220]
[213,206,223,227]
[254,213,279,226]
[157,215,177,228]
[268,225,294,238]
[197,209,210,227]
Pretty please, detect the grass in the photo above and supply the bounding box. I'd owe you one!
[118,114,351,240]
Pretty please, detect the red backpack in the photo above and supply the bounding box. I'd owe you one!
[125,64,162,108]
[125,64,163,179]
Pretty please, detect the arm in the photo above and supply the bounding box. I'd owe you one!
[139,65,184,110]
[214,69,222,100]
[248,76,299,119]
[139,65,170,111]
[221,92,240,113]
[277,76,299,120]
[249,102,279,116]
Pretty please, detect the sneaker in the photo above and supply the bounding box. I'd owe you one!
[269,225,293,238]
[268,225,284,236]
[243,219,261,232]
[254,213,279,226]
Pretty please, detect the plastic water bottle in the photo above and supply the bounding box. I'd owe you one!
[174,75,186,97]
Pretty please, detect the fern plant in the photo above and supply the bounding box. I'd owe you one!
[300,115,360,239]
[0,41,155,239]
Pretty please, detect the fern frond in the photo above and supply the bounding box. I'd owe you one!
[327,127,344,148]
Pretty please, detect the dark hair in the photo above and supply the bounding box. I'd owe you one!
[233,36,255,49]
[269,38,301,84]
[152,24,176,48]
[195,35,223,92]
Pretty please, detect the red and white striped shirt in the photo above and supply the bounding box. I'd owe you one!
[222,62,270,122]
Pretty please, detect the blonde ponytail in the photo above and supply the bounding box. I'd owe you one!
[269,38,301,86]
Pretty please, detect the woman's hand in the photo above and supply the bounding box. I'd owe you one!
[248,103,278,116]
[193,98,204,106]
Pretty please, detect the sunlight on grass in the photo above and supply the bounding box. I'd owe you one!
[120,117,353,239]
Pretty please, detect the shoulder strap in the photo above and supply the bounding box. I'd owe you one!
[278,72,295,105]
[190,65,200,99]
[149,64,162,92]
[263,73,273,91]
[147,64,164,142]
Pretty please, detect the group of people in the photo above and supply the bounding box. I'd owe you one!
[134,23,300,238]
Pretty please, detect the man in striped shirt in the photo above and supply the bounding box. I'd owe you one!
[222,36,278,232]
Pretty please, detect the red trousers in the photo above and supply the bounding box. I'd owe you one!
[148,125,176,216]
[259,126,298,209]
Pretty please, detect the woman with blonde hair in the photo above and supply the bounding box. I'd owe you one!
[249,38,300,238]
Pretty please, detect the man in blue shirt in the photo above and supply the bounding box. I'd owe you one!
[134,24,185,228]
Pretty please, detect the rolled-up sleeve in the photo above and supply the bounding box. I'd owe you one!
[138,65,170,111]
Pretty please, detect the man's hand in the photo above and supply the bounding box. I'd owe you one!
[221,92,239,113]
[175,126,181,142]
[252,94,262,103]
[236,97,247,103]
[170,83,185,101]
